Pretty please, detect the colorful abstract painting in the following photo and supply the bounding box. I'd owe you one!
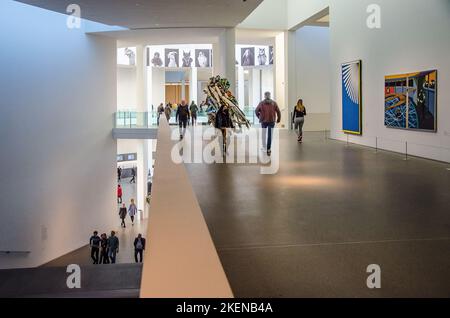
[342,60,362,135]
[385,70,437,131]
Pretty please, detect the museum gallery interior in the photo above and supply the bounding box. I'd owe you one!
[0,0,449,299]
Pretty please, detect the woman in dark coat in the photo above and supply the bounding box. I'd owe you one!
[215,105,234,155]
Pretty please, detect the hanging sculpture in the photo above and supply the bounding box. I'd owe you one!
[204,75,251,129]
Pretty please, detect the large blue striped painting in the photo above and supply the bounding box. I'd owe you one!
[342,60,362,135]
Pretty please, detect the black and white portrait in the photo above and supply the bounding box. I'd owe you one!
[181,50,194,67]
[241,47,255,67]
[256,47,268,66]
[195,49,211,68]
[150,49,163,67]
[124,47,136,66]
[165,48,179,68]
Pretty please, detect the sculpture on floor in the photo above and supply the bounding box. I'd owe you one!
[203,75,251,129]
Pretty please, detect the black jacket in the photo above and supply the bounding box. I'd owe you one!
[215,106,234,129]
[292,107,307,121]
[119,207,127,219]
[176,104,190,121]
[134,237,146,250]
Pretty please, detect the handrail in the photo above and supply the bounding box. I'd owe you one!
[0,251,31,254]
[139,117,233,298]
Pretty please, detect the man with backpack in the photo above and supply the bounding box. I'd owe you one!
[133,233,146,263]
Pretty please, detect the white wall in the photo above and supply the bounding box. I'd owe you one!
[294,26,331,131]
[117,66,137,109]
[0,1,117,268]
[330,0,450,162]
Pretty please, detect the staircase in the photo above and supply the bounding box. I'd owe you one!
[0,263,142,298]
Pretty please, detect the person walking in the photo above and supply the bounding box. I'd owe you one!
[117,166,122,182]
[89,231,101,265]
[128,199,138,226]
[292,99,307,143]
[117,184,123,204]
[215,105,234,155]
[99,233,109,264]
[255,92,281,156]
[157,103,164,126]
[133,233,146,263]
[164,103,172,121]
[119,203,127,228]
[190,101,199,126]
[130,167,136,184]
[107,231,119,264]
[176,100,190,140]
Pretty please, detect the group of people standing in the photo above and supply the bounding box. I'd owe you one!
[89,231,146,264]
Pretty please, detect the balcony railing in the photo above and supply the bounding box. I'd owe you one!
[115,107,257,129]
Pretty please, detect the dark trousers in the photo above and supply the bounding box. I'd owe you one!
[100,248,109,264]
[261,122,275,151]
[135,249,143,263]
[91,247,99,264]
[130,176,136,183]
[117,196,122,204]
[130,216,135,224]
[192,114,197,126]
[179,118,188,136]
[121,217,126,228]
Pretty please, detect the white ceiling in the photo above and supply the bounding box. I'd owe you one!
[16,0,264,29]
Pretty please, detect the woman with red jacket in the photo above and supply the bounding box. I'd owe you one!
[117,184,123,204]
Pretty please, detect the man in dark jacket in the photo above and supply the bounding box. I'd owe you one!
[119,203,127,228]
[89,231,101,264]
[176,100,190,139]
[134,234,146,263]
[255,92,281,156]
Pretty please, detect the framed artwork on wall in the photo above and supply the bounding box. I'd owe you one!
[385,70,437,132]
[342,60,362,135]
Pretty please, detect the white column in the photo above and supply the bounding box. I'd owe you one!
[275,32,293,128]
[189,67,198,104]
[237,66,245,107]
[214,28,236,93]
[251,68,261,107]
[136,45,146,112]
[286,30,297,130]
[181,76,186,101]
[225,28,236,94]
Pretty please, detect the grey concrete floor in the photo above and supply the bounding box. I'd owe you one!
[186,131,450,297]
[44,178,148,267]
